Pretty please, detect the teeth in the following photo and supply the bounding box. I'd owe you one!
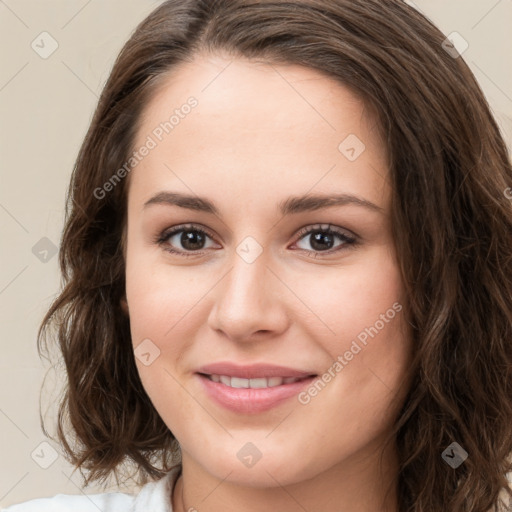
[219,375,231,386]
[247,377,267,388]
[267,377,284,387]
[231,377,250,388]
[207,374,305,388]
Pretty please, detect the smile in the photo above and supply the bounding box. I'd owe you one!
[203,373,311,388]
[196,373,318,414]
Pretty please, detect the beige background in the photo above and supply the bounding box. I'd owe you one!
[1,0,511,507]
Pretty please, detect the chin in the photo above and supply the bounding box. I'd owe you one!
[194,442,321,488]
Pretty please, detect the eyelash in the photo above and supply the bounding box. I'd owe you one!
[154,223,358,259]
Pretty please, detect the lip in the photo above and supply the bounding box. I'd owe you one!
[197,373,317,414]
[196,362,316,379]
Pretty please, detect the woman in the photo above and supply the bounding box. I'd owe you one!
[4,0,512,511]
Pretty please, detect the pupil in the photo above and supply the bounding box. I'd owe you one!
[182,230,205,250]
[311,231,334,251]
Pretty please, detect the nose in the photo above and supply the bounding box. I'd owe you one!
[207,248,290,343]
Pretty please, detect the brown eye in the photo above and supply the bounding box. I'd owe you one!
[293,224,357,257]
[155,224,217,257]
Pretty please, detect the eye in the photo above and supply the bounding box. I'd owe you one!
[292,223,357,257]
[154,223,358,258]
[155,223,218,258]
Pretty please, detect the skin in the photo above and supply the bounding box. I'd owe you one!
[122,53,413,512]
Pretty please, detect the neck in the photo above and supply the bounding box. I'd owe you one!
[172,440,400,512]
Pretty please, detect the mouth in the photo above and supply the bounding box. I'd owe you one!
[199,373,314,388]
[196,372,318,414]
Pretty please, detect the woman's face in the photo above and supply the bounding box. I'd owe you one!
[123,53,412,487]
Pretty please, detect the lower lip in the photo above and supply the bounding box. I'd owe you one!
[196,373,317,414]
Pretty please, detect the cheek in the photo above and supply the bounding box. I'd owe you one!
[290,254,410,467]
[301,245,406,357]
[125,247,204,339]
[298,245,411,417]
[124,248,217,401]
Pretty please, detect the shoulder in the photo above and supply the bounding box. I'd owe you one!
[2,465,182,512]
[1,491,135,512]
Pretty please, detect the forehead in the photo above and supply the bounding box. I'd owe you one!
[129,53,388,211]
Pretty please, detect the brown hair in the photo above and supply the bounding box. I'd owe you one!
[38,0,512,510]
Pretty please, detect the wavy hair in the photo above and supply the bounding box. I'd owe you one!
[38,1,512,510]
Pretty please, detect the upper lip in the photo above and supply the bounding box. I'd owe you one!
[196,362,317,379]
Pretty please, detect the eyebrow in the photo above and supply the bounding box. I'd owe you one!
[143,191,384,216]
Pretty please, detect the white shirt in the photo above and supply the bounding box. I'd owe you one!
[3,465,511,511]
[1,465,181,512]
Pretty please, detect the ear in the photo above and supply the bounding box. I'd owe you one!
[120,296,129,315]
